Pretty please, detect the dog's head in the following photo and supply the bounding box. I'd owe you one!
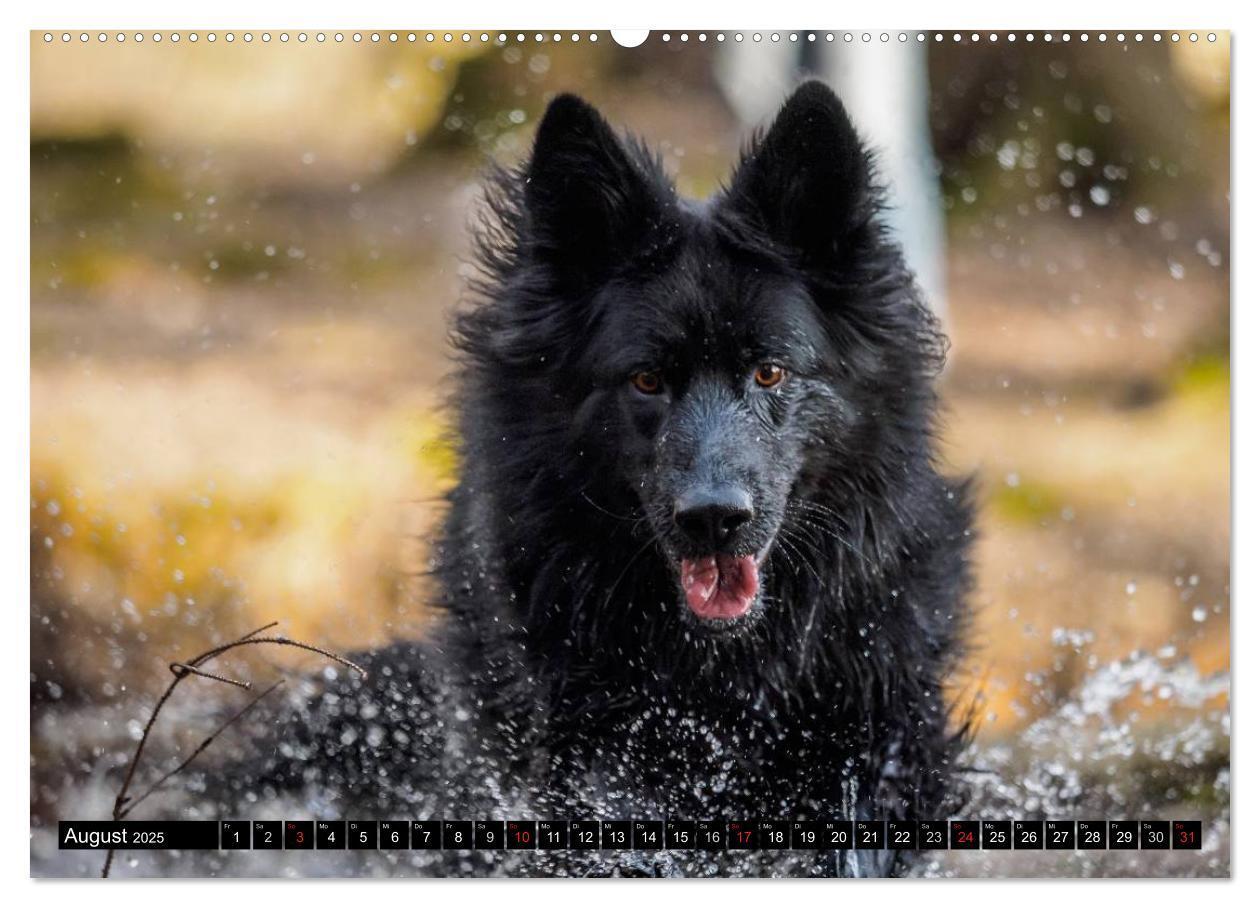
[467,82,942,635]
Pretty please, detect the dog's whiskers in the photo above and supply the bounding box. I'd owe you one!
[594,535,658,622]
[580,490,645,524]
[785,498,881,571]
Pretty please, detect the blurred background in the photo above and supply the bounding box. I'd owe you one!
[30,31,1229,876]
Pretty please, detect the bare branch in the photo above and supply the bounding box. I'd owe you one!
[102,622,367,878]
[118,679,285,819]
[169,662,252,689]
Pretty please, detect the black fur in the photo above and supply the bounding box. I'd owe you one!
[245,82,973,878]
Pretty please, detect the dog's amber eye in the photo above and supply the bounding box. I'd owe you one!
[631,371,664,395]
[753,363,786,388]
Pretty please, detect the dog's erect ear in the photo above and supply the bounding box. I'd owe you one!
[723,81,873,265]
[524,94,672,288]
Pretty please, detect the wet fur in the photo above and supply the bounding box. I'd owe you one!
[246,82,974,878]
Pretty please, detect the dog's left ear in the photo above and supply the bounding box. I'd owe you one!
[723,81,873,266]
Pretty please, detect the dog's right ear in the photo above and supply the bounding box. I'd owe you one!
[524,95,673,290]
[722,81,874,268]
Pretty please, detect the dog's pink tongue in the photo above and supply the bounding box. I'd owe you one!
[680,555,759,619]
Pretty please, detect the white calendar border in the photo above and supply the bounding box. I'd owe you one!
[5,0,1249,903]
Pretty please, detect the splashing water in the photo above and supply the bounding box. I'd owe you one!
[30,647,1228,878]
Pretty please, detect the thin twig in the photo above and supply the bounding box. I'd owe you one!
[102,622,367,878]
[169,663,252,689]
[177,636,368,679]
[118,679,286,819]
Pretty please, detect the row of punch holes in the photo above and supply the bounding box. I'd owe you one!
[43,31,1220,46]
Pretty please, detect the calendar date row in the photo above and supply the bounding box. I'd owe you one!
[212,819,1203,852]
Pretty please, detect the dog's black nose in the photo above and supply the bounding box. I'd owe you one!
[673,486,755,549]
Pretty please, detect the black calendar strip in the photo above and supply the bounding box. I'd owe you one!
[58,819,1203,851]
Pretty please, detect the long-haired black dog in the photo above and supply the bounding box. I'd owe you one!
[243,81,973,878]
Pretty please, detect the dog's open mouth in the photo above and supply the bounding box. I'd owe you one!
[679,554,760,620]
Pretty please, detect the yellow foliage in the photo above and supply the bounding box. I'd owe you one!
[31,34,489,181]
[31,364,456,684]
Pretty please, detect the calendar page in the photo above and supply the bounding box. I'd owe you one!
[27,24,1230,880]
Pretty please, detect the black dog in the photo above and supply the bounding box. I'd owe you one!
[245,81,973,878]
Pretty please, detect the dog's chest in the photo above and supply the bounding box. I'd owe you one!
[541,695,849,817]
